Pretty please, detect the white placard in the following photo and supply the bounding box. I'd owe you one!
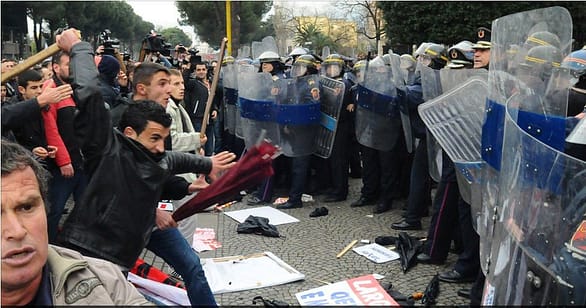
[223,206,300,225]
[128,272,189,306]
[352,243,400,263]
[202,251,305,294]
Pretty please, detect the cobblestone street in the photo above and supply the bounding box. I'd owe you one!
[142,177,472,306]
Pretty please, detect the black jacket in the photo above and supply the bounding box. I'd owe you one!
[183,73,218,126]
[58,42,213,269]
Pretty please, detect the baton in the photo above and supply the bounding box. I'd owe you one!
[2,29,81,83]
[200,37,228,136]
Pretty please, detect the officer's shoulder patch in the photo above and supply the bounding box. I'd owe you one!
[308,79,315,86]
[65,277,103,304]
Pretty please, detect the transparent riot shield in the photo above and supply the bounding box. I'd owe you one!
[314,76,345,158]
[238,45,251,59]
[481,93,585,306]
[272,75,321,157]
[355,58,401,151]
[478,7,572,275]
[480,6,574,303]
[388,52,414,154]
[418,78,489,231]
[440,68,488,92]
[238,70,279,149]
[235,64,257,139]
[419,62,444,182]
[222,62,239,134]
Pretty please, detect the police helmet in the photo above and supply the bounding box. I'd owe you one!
[519,45,563,81]
[258,51,281,63]
[421,43,448,69]
[471,27,492,49]
[222,56,235,66]
[414,42,432,58]
[323,54,345,78]
[561,49,586,85]
[289,46,309,57]
[353,60,367,72]
[447,40,474,69]
[525,31,562,49]
[400,54,416,71]
[291,54,318,77]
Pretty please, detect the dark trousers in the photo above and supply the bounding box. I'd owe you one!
[453,199,481,277]
[289,155,311,203]
[47,167,88,244]
[193,119,214,156]
[360,141,403,206]
[328,121,351,199]
[404,140,432,224]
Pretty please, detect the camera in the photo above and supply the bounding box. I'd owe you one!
[188,48,202,65]
[99,29,120,56]
[143,30,172,57]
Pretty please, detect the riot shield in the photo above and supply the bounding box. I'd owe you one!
[387,52,413,153]
[272,75,321,157]
[479,6,574,304]
[222,62,239,134]
[235,64,257,139]
[418,78,489,229]
[355,57,402,151]
[238,45,251,59]
[238,70,279,149]
[419,62,444,182]
[322,46,331,58]
[439,68,488,92]
[314,77,345,158]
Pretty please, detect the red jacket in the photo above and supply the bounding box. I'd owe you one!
[42,79,75,167]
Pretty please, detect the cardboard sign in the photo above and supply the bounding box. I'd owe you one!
[296,275,399,306]
[352,243,400,263]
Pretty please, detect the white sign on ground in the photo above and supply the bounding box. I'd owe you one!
[296,274,399,306]
[223,206,300,225]
[202,251,305,294]
[128,272,189,306]
[352,243,400,263]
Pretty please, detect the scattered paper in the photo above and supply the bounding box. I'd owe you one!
[372,273,385,280]
[224,206,300,225]
[352,243,400,263]
[273,197,289,205]
[192,228,222,252]
[296,275,399,306]
[128,272,189,306]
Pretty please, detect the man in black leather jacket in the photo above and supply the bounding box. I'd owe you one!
[55,29,235,272]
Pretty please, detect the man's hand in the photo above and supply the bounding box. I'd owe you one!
[200,133,207,145]
[118,70,128,87]
[188,174,210,193]
[37,84,73,107]
[346,104,355,112]
[95,45,105,55]
[56,28,82,53]
[208,151,237,181]
[155,209,178,230]
[46,145,58,158]
[60,163,74,178]
[211,110,218,120]
[32,147,49,159]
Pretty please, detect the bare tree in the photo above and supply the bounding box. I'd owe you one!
[337,0,385,55]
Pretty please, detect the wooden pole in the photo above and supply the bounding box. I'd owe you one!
[200,37,228,136]
[336,240,358,258]
[1,44,60,83]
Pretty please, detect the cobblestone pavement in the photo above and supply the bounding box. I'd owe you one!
[142,177,473,306]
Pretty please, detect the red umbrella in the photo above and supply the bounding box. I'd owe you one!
[173,141,279,222]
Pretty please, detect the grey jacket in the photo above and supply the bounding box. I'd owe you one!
[48,245,152,305]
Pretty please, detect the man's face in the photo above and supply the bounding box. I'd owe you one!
[195,64,207,79]
[261,62,274,74]
[2,61,15,73]
[125,120,170,155]
[40,68,53,82]
[52,54,70,81]
[1,85,7,100]
[474,49,491,69]
[170,75,185,101]
[1,167,48,296]
[18,81,43,100]
[142,71,171,108]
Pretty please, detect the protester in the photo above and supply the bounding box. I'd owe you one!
[1,139,151,305]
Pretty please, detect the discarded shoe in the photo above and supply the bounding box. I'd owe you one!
[309,207,329,217]
[391,220,422,231]
[374,236,398,246]
[438,269,476,283]
[276,201,302,209]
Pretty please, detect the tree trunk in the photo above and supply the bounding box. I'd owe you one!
[231,1,241,57]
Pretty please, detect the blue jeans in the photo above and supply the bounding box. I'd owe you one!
[47,167,88,243]
[193,120,215,156]
[146,227,217,306]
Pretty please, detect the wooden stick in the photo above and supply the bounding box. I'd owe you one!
[200,37,228,136]
[2,44,60,83]
[336,239,358,258]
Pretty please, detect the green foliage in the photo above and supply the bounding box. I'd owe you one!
[176,1,272,47]
[379,1,586,51]
[294,23,338,54]
[159,27,192,48]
